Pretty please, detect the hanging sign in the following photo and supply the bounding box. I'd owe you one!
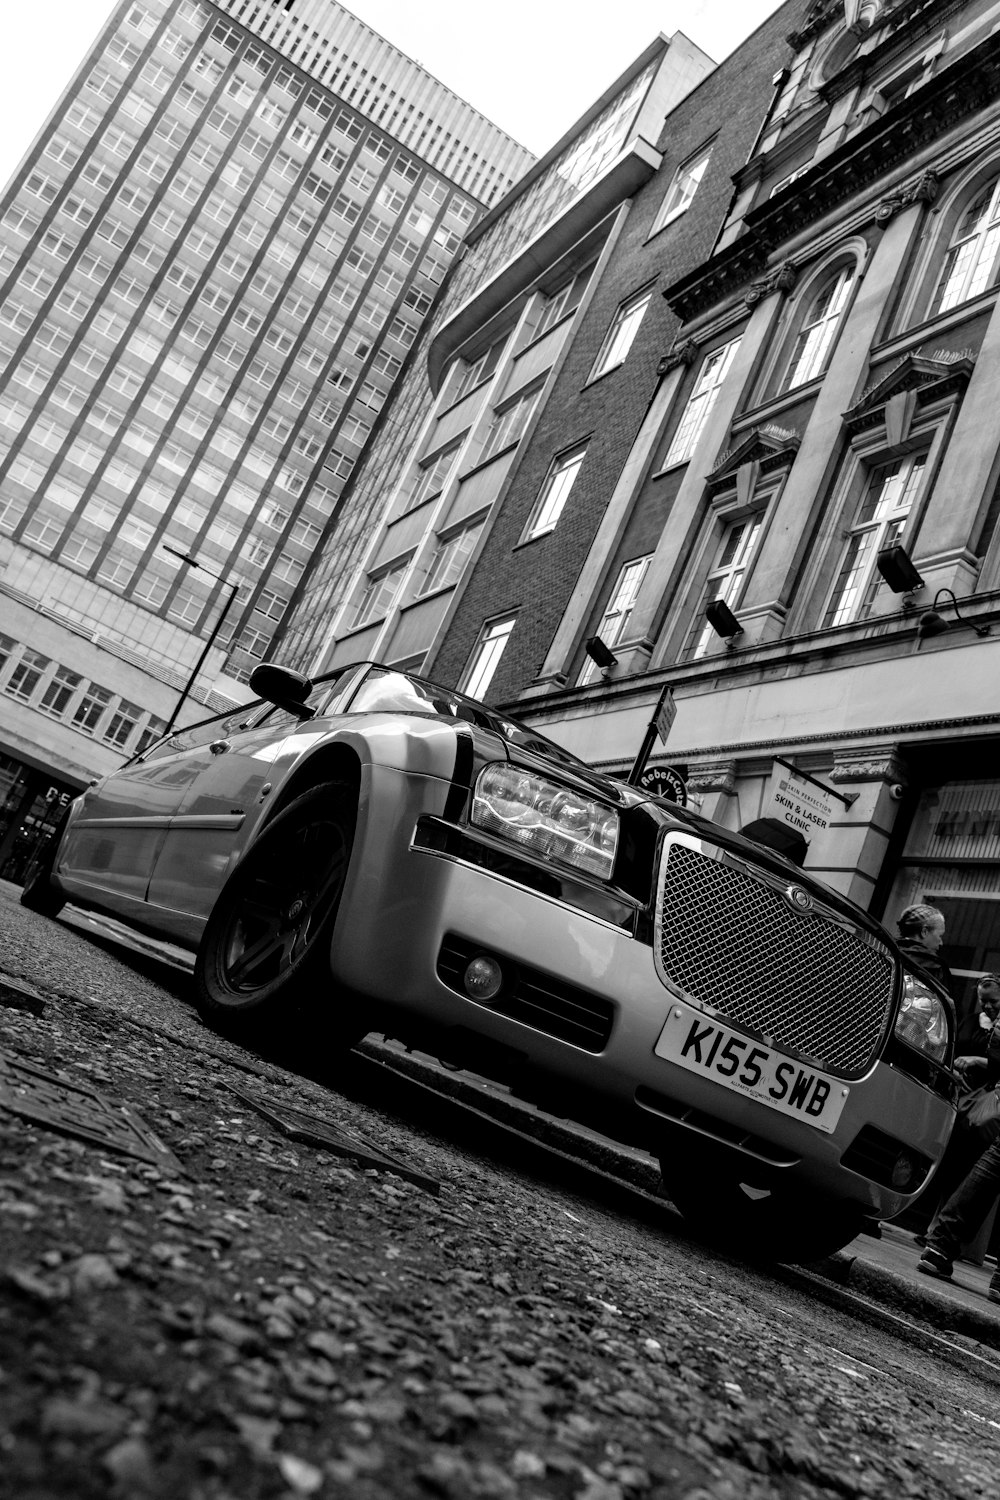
[763,758,835,842]
[637,764,687,807]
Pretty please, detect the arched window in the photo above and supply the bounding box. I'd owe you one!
[780,264,854,391]
[931,177,1000,314]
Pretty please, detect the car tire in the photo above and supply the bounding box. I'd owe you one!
[660,1144,865,1264]
[19,837,66,917]
[193,780,365,1045]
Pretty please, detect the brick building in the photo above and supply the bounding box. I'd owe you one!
[297,31,717,675]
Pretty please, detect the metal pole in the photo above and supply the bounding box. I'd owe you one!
[627,685,671,786]
[162,580,240,738]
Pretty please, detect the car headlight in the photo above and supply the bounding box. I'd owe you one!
[895,972,950,1063]
[470,763,619,880]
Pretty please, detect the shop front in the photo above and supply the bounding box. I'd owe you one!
[0,753,80,885]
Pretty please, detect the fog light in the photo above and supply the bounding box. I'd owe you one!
[463,955,503,1003]
[891,1152,918,1191]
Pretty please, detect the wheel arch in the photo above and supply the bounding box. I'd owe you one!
[265,743,363,827]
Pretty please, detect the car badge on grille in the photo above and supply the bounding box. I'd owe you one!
[784,884,814,914]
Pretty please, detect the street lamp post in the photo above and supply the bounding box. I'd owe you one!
[161,545,240,737]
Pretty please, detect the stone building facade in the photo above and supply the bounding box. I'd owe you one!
[428,0,1000,1008]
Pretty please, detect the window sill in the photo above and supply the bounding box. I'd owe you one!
[650,456,691,479]
[582,360,625,388]
[645,205,689,243]
[513,524,556,549]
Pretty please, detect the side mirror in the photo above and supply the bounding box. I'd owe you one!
[248,663,314,716]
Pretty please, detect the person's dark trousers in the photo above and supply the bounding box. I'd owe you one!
[928,1139,1000,1259]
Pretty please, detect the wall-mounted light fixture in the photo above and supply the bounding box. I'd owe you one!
[705,599,744,643]
[917,587,992,641]
[876,543,924,595]
[585,635,618,671]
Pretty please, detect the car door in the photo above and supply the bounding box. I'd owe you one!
[145,669,360,919]
[59,702,271,904]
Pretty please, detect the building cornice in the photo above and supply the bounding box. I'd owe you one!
[663,30,1000,322]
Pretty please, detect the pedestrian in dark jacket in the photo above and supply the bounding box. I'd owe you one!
[896,903,955,997]
[955,973,1000,1057]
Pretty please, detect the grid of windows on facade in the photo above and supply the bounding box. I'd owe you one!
[662,340,740,468]
[590,286,652,379]
[0,0,478,680]
[579,556,650,684]
[822,453,927,627]
[651,143,712,234]
[682,514,764,660]
[446,62,658,311]
[0,633,167,754]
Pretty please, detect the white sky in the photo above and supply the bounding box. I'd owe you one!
[0,0,785,190]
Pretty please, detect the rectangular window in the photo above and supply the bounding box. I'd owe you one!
[5,648,51,702]
[481,386,541,462]
[579,557,651,684]
[823,453,927,627]
[663,339,740,468]
[591,287,652,378]
[102,699,143,748]
[73,682,113,733]
[351,559,408,628]
[420,518,485,595]
[682,516,764,660]
[652,144,712,233]
[460,615,516,699]
[523,444,587,539]
[39,665,82,718]
[534,268,591,339]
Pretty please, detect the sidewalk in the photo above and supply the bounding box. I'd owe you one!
[57,904,1000,1352]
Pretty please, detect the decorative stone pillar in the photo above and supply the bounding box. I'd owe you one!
[685,758,737,824]
[736,198,933,641]
[528,344,698,693]
[612,285,791,677]
[811,745,910,908]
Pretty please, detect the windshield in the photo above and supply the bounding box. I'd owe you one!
[344,665,588,768]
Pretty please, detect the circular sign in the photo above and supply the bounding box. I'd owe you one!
[637,765,687,807]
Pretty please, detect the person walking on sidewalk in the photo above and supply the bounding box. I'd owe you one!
[917,1138,1000,1304]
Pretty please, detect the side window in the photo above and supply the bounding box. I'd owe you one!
[590,287,653,380]
[779,264,854,392]
[651,144,712,234]
[822,453,927,627]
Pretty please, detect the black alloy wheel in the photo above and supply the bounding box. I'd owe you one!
[660,1142,865,1264]
[194,780,364,1044]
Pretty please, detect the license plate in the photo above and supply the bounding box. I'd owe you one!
[654,1001,849,1134]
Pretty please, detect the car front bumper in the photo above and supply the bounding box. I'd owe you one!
[330,766,954,1219]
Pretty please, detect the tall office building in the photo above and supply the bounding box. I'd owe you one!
[0,0,532,874]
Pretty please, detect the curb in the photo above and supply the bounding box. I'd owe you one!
[361,1037,1000,1350]
[825,1252,1000,1351]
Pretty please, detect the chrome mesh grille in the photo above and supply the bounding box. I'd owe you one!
[655,839,894,1077]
